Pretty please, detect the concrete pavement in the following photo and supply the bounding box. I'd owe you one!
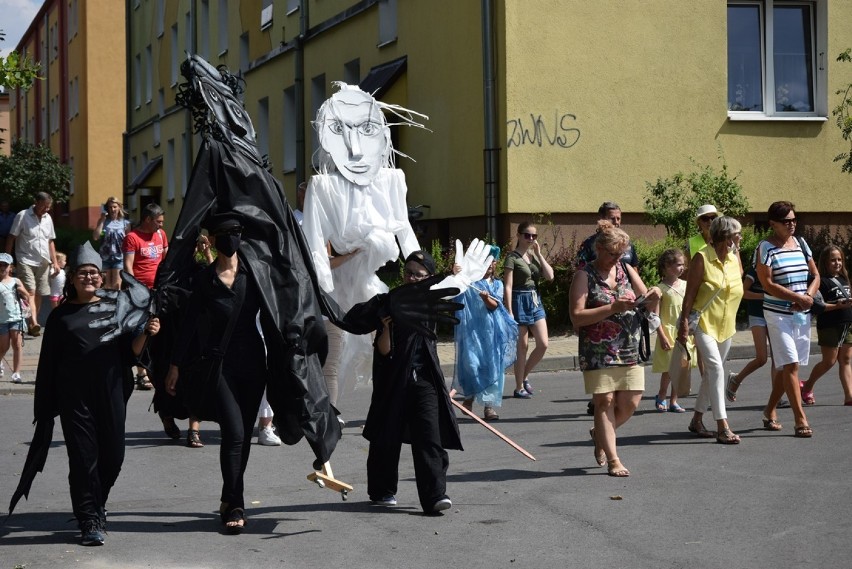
[1,352,848,568]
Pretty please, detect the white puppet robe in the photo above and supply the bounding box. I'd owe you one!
[303,168,420,396]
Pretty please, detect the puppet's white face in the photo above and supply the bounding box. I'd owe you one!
[319,90,389,186]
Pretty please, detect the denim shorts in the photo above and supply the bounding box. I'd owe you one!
[512,290,546,326]
[101,256,124,270]
[748,315,767,328]
[0,320,24,334]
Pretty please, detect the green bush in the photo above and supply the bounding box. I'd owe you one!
[644,157,750,242]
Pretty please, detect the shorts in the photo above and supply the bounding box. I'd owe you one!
[583,365,645,394]
[0,320,24,334]
[748,315,767,329]
[816,323,852,348]
[765,311,811,367]
[17,261,51,296]
[512,290,546,326]
[102,256,123,270]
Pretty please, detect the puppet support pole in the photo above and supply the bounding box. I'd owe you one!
[449,392,536,461]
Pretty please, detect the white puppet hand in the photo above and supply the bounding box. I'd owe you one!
[431,238,493,297]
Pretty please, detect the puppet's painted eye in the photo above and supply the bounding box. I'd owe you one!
[229,103,243,118]
[358,121,381,136]
[328,120,344,135]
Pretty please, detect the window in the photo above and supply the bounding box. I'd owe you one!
[344,59,360,85]
[240,33,250,72]
[311,74,326,157]
[261,0,274,30]
[286,0,299,15]
[156,0,165,37]
[185,11,192,55]
[727,1,827,119]
[378,0,397,46]
[166,139,176,201]
[257,97,269,158]
[181,132,189,197]
[218,0,229,54]
[282,86,296,171]
[67,157,74,195]
[171,24,179,85]
[134,53,142,107]
[145,45,153,104]
[200,0,210,58]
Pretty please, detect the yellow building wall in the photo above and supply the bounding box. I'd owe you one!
[502,0,851,216]
[79,0,126,227]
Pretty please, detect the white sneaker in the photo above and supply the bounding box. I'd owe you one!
[258,425,282,446]
[11,372,22,384]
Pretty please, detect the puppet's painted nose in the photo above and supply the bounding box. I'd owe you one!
[346,128,363,158]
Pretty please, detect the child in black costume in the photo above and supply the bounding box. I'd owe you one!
[365,251,462,514]
[26,242,160,546]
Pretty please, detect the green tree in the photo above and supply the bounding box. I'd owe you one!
[0,29,41,91]
[833,48,852,174]
[643,158,750,242]
[0,139,72,210]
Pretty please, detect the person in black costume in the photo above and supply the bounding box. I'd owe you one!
[10,242,160,546]
[362,251,462,514]
[165,214,268,533]
[156,54,342,468]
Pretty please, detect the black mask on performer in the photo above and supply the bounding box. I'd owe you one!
[215,233,241,257]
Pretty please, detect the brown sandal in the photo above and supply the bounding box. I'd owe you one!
[187,429,203,448]
[762,415,783,431]
[794,425,813,438]
[688,419,715,438]
[716,428,741,444]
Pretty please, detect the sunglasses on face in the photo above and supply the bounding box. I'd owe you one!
[522,232,538,240]
[773,217,797,225]
[76,270,102,279]
[403,269,430,280]
[699,215,717,222]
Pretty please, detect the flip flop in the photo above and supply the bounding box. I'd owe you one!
[654,395,667,412]
[669,402,686,413]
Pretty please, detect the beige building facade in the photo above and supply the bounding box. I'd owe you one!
[127,0,852,248]
[9,0,126,229]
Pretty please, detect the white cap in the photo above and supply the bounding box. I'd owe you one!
[695,204,719,219]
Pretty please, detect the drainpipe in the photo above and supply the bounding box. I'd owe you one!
[481,0,499,242]
[295,0,308,186]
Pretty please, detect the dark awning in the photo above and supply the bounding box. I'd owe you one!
[359,56,407,99]
[127,155,163,191]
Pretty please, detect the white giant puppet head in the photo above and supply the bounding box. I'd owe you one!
[313,82,429,186]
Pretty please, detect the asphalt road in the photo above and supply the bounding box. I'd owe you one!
[1,359,849,569]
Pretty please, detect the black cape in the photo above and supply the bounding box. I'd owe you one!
[154,138,343,465]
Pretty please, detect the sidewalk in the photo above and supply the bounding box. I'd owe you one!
[1,326,819,396]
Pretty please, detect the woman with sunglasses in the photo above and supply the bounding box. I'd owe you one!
[756,201,817,438]
[503,221,554,398]
[689,204,719,257]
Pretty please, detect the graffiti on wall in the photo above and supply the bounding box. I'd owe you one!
[507,111,581,149]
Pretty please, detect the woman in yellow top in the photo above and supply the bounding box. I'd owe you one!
[677,216,744,444]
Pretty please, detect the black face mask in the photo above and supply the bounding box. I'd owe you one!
[215,233,241,257]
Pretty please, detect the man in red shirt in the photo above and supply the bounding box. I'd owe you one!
[123,203,168,289]
[122,203,167,393]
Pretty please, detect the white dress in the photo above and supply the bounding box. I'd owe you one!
[302,169,420,395]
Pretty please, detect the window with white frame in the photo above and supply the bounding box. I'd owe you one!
[727,0,827,118]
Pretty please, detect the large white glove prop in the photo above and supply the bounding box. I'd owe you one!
[432,238,493,297]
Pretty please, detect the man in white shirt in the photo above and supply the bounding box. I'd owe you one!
[6,192,59,335]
